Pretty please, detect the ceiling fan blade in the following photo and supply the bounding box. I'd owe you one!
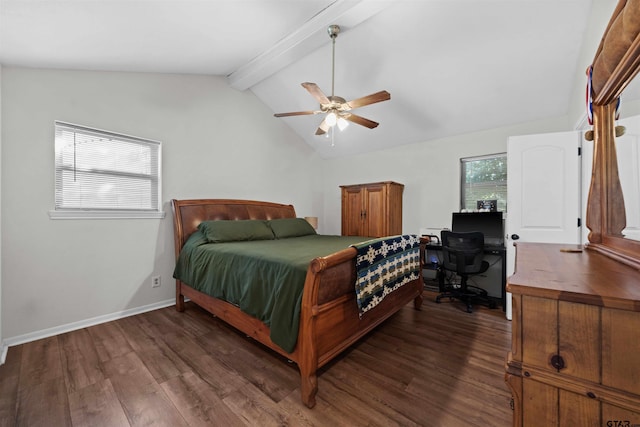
[302,82,331,105]
[315,117,330,135]
[343,113,379,129]
[345,90,391,110]
[274,110,319,117]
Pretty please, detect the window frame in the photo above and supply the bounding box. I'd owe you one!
[459,152,507,212]
[49,121,165,220]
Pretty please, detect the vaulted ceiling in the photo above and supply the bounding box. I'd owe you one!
[2,0,634,158]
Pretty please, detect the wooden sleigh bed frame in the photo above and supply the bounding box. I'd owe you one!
[171,198,424,408]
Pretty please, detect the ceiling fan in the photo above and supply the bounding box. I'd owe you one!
[274,24,390,136]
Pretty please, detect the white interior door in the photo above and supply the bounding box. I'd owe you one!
[505,130,582,317]
[615,115,640,240]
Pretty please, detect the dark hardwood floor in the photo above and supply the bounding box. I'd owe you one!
[0,291,513,426]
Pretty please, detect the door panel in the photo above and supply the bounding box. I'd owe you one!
[506,131,581,319]
[365,185,385,237]
[342,187,363,236]
[615,115,640,240]
[520,146,566,230]
[507,131,581,266]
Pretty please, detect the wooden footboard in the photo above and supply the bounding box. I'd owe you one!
[171,199,423,408]
[298,247,423,407]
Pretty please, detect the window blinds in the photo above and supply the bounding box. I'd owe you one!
[54,122,161,212]
[460,153,507,212]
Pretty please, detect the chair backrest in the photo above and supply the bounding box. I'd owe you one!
[440,230,485,275]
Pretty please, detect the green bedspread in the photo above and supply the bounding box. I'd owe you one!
[173,232,368,353]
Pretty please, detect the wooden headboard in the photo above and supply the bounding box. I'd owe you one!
[170,199,297,257]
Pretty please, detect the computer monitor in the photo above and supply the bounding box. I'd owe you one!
[451,211,504,247]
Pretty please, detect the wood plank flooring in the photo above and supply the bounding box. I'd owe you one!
[0,292,513,426]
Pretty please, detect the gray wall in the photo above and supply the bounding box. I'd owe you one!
[315,0,622,239]
[0,65,3,358]
[318,116,570,237]
[0,0,629,347]
[1,68,319,341]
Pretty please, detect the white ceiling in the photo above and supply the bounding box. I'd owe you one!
[1,0,632,159]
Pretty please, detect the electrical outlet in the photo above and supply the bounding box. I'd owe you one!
[151,275,161,288]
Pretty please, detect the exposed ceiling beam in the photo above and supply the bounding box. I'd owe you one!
[226,0,392,91]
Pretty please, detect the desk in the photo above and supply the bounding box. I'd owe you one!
[419,238,507,310]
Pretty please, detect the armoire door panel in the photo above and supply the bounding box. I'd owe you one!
[342,187,364,236]
[364,186,385,237]
[340,182,403,238]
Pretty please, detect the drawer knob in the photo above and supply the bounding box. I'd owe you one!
[586,391,596,399]
[550,354,565,370]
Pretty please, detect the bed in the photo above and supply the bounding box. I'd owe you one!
[171,198,424,408]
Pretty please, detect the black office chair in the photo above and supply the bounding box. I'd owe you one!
[435,230,496,313]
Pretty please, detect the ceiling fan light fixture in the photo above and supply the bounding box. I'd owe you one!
[326,111,337,126]
[273,24,390,138]
[337,117,349,131]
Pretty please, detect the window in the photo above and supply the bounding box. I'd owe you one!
[460,153,507,212]
[50,121,163,219]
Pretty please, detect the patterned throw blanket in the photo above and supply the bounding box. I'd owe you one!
[352,234,421,317]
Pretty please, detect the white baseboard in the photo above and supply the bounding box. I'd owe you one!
[2,299,176,352]
[0,341,8,365]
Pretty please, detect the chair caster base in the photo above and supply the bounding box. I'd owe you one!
[435,291,498,313]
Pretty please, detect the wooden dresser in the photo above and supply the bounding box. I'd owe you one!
[340,181,403,237]
[505,242,640,426]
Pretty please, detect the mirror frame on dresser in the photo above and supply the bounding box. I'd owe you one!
[585,0,640,269]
